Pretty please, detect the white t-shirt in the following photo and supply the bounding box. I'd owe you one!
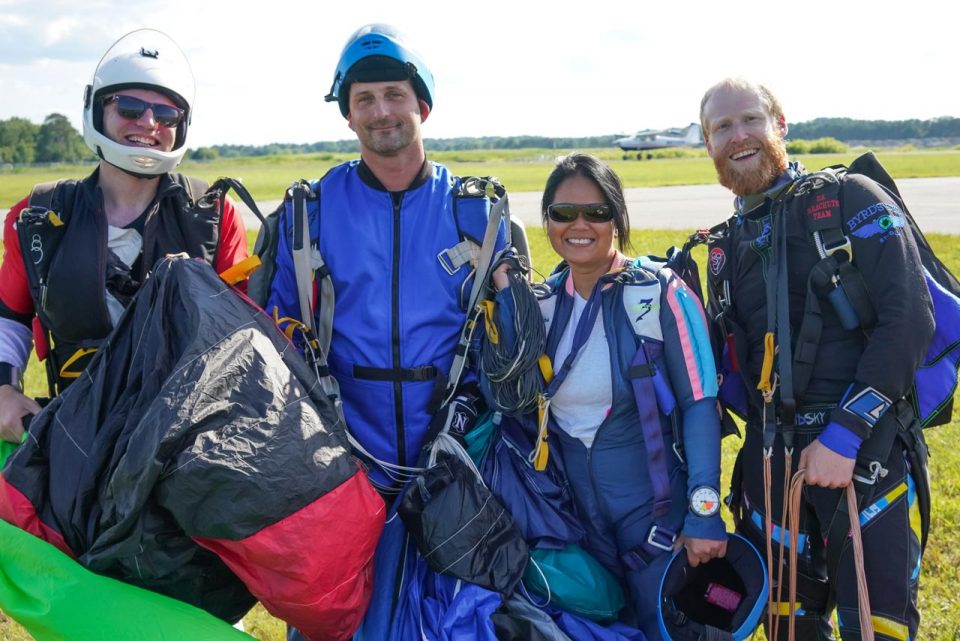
[104,225,144,326]
[550,291,613,448]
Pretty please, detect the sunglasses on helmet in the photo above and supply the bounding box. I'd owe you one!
[103,94,185,129]
[546,203,614,224]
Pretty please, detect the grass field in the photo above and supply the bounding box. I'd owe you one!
[1,186,959,639]
[3,149,960,207]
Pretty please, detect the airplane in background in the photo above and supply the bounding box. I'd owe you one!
[614,123,703,159]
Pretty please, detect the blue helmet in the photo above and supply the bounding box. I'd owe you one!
[658,533,768,641]
[325,24,435,118]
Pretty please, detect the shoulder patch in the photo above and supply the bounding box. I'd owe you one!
[622,279,663,341]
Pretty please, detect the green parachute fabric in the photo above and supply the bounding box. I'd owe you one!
[0,445,253,641]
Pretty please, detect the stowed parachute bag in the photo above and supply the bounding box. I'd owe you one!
[0,257,385,641]
[399,433,529,595]
[658,533,767,641]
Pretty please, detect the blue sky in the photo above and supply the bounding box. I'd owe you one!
[1,0,956,148]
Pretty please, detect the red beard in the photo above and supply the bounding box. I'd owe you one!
[713,134,789,196]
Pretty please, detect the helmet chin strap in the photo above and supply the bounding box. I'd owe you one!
[97,148,165,180]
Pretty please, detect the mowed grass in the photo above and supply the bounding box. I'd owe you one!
[1,210,960,639]
[3,149,960,207]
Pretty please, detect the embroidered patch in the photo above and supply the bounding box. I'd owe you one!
[846,201,904,230]
[632,298,656,321]
[841,387,892,427]
[850,210,906,240]
[709,247,726,276]
[806,193,840,222]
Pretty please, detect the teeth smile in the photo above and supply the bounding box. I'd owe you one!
[127,136,157,146]
[567,238,593,245]
[731,149,757,160]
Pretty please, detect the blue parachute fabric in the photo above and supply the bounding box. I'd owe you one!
[353,513,411,641]
[547,605,648,641]
[480,413,584,548]
[392,552,501,641]
[915,267,960,426]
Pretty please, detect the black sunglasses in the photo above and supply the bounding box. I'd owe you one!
[546,203,614,224]
[103,94,185,129]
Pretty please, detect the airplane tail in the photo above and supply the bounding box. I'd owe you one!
[684,124,703,144]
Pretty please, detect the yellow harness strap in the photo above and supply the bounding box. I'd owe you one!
[219,255,262,286]
[479,299,499,345]
[532,354,554,471]
[757,331,776,398]
[59,347,98,379]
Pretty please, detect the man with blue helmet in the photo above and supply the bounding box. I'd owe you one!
[272,24,504,640]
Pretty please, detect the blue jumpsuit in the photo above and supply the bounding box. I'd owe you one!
[503,258,726,639]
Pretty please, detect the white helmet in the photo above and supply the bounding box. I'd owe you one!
[83,29,195,176]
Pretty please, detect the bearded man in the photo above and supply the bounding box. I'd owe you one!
[699,77,932,641]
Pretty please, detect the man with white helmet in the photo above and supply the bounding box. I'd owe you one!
[0,28,248,442]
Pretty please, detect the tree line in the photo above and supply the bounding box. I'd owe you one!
[0,114,91,164]
[3,114,959,166]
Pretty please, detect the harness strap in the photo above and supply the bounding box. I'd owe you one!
[619,523,678,571]
[353,364,438,382]
[628,345,672,519]
[437,239,480,275]
[773,198,797,441]
[291,183,316,335]
[443,181,512,404]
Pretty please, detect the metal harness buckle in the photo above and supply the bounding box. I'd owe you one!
[646,524,677,552]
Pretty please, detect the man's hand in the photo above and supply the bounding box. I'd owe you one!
[677,535,727,567]
[491,263,511,292]
[0,384,40,443]
[799,438,856,488]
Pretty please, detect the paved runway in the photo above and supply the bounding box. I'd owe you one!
[238,176,959,235]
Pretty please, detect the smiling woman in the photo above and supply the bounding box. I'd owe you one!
[487,152,729,640]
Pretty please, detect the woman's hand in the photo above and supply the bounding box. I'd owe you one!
[677,535,728,567]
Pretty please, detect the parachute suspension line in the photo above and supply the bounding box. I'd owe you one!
[763,448,777,637]
[772,447,793,641]
[479,260,547,416]
[846,483,875,641]
[786,473,875,641]
[787,470,805,641]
